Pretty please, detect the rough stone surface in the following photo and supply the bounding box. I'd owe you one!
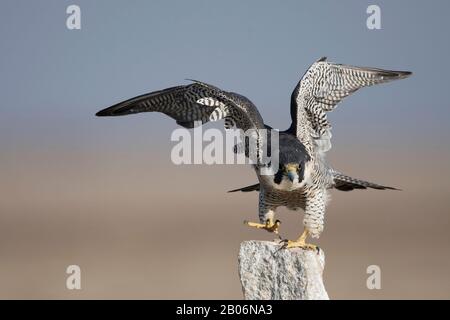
[238,240,329,300]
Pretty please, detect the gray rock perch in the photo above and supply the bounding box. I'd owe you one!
[238,240,329,300]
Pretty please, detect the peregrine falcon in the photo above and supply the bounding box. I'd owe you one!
[96,57,411,250]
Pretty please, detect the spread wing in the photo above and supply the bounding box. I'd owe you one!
[290,57,412,154]
[96,80,271,165]
[96,80,265,132]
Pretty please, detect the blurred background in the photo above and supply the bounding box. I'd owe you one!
[1,0,449,299]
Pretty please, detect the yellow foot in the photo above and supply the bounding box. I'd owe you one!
[282,240,319,252]
[281,229,320,252]
[244,219,281,234]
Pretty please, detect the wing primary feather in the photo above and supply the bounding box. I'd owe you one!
[228,183,260,193]
[332,171,401,192]
[95,86,185,117]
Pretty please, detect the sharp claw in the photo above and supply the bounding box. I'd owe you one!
[279,239,289,248]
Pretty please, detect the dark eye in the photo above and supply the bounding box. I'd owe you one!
[274,169,283,184]
[297,162,305,180]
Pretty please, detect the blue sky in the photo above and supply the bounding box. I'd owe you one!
[0,0,448,153]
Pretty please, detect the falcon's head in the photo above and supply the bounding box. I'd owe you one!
[273,162,308,190]
[272,134,310,191]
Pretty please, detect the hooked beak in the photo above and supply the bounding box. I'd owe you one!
[287,170,297,182]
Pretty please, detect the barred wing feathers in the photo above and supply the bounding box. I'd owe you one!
[291,57,411,154]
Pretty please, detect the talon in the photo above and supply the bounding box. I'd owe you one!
[282,229,319,252]
[284,241,318,251]
[279,239,289,249]
[245,218,281,234]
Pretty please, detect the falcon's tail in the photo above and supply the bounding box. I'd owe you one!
[227,173,400,193]
[332,171,400,191]
[228,183,260,193]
